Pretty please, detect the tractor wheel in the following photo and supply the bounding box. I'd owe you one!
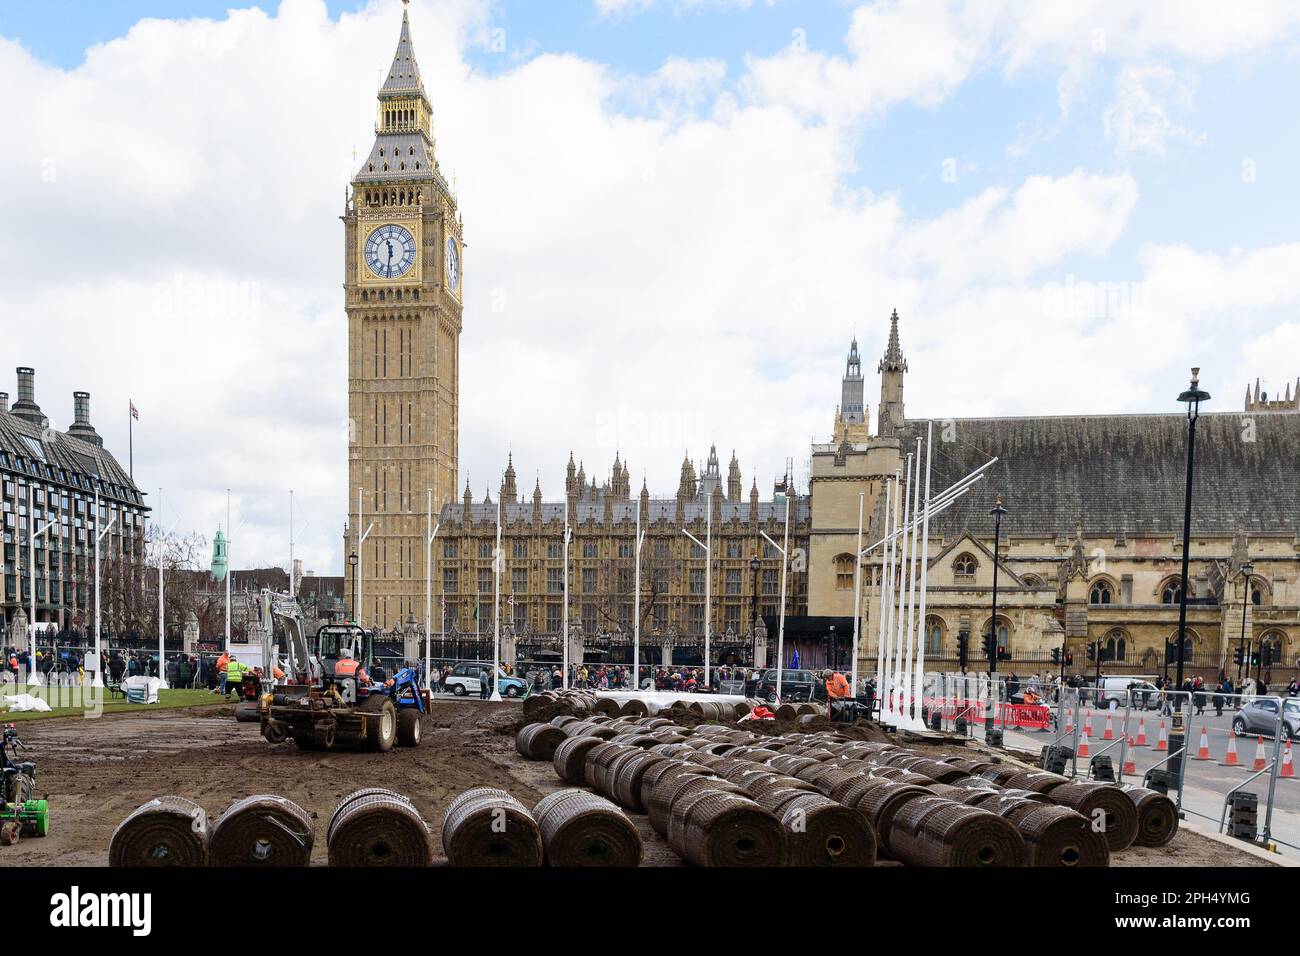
[262,720,288,745]
[362,695,397,752]
[234,701,261,723]
[397,707,422,747]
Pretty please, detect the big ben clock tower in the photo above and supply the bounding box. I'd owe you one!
[345,0,462,629]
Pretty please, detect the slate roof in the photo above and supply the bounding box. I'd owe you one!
[889,410,1300,540]
[0,407,145,507]
[380,6,425,98]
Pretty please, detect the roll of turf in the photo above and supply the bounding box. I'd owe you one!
[992,800,1109,868]
[327,789,432,867]
[610,750,669,812]
[675,792,786,867]
[854,782,933,856]
[1002,770,1070,794]
[979,765,1023,787]
[906,759,971,785]
[1118,784,1178,848]
[441,787,542,867]
[516,722,568,760]
[637,760,707,817]
[553,736,607,784]
[650,772,736,837]
[533,789,642,867]
[1048,781,1139,851]
[838,775,893,810]
[778,792,877,867]
[109,796,209,867]
[890,797,1025,867]
[209,795,313,867]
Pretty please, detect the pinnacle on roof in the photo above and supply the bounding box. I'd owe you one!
[878,309,907,373]
[846,337,862,376]
[380,1,427,100]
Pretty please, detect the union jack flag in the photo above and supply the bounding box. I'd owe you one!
[129,401,139,421]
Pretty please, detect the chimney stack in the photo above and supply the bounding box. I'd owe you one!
[67,390,103,446]
[10,367,46,427]
[0,392,7,413]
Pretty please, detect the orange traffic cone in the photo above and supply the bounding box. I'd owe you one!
[1155,720,1168,752]
[1223,732,1240,767]
[1195,725,1211,760]
[1085,709,1094,737]
[1077,724,1091,758]
[1253,736,1267,772]
[1283,741,1295,779]
[1136,717,1148,746]
[1103,712,1116,740]
[1064,707,1075,735]
[1123,738,1137,775]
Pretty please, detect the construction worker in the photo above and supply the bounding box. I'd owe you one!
[224,656,246,698]
[825,669,851,700]
[216,650,230,695]
[334,649,372,688]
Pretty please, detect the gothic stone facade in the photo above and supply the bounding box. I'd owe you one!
[814,313,1300,681]
[344,6,463,630]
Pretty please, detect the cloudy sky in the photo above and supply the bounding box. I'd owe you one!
[2,0,1298,575]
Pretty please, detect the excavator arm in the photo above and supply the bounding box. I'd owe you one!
[258,589,319,685]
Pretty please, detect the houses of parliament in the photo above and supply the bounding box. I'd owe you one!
[345,5,1299,679]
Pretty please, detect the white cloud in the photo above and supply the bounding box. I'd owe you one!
[1103,64,1204,156]
[2,0,1297,586]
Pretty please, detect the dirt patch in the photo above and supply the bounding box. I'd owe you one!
[1,702,1271,868]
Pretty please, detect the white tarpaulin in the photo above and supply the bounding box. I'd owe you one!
[594,689,749,715]
[2,693,52,713]
[123,675,162,704]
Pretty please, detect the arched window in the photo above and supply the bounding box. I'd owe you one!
[953,553,978,578]
[1104,628,1127,662]
[834,554,854,591]
[1159,578,1186,605]
[1260,631,1287,669]
[1022,573,1045,588]
[1089,580,1114,605]
[925,616,944,655]
[1249,577,1268,606]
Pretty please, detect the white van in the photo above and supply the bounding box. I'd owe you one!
[1096,676,1160,710]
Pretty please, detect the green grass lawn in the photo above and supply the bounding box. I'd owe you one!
[0,686,230,721]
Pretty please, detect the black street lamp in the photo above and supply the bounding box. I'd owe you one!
[986,495,1006,741]
[1174,368,1210,713]
[749,554,761,663]
[348,551,359,622]
[1238,559,1253,683]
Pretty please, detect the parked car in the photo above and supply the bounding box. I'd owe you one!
[1095,676,1162,710]
[747,668,820,703]
[1232,698,1300,739]
[443,663,527,698]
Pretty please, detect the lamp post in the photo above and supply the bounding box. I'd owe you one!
[27,485,57,686]
[92,489,117,688]
[1174,368,1210,726]
[749,554,760,664]
[1238,559,1253,683]
[986,495,1006,742]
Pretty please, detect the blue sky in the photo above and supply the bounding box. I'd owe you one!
[2,0,1299,573]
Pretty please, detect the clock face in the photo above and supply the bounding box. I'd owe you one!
[364,224,416,279]
[445,237,460,291]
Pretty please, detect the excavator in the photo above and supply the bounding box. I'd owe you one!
[253,589,424,751]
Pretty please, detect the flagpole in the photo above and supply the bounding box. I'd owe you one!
[128,401,134,481]
[913,422,934,727]
[491,495,502,701]
[850,491,864,694]
[225,490,231,654]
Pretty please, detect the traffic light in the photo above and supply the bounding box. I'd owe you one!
[957,633,969,670]
[1087,642,1096,663]
[1064,651,1074,667]
[1165,641,1177,665]
[983,632,997,661]
[1262,645,1274,667]
[1051,647,1060,665]
[1233,646,1245,667]
[1250,650,1261,667]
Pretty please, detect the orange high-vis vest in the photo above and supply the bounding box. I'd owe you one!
[217,653,229,673]
[335,658,360,678]
[827,673,851,699]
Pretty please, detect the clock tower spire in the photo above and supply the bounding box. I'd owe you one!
[344,0,463,630]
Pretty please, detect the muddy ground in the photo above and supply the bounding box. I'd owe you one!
[1,699,1269,867]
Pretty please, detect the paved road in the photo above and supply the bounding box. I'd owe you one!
[1003,703,1300,855]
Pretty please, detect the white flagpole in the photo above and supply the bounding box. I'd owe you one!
[874,478,893,714]
[882,471,900,720]
[903,440,922,727]
[563,514,572,690]
[491,495,502,701]
[288,489,295,597]
[705,495,712,689]
[913,422,934,726]
[775,490,791,700]
[633,505,643,692]
[893,456,913,716]
[92,489,115,688]
[425,489,439,691]
[157,487,168,688]
[850,491,864,694]
[225,490,231,653]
